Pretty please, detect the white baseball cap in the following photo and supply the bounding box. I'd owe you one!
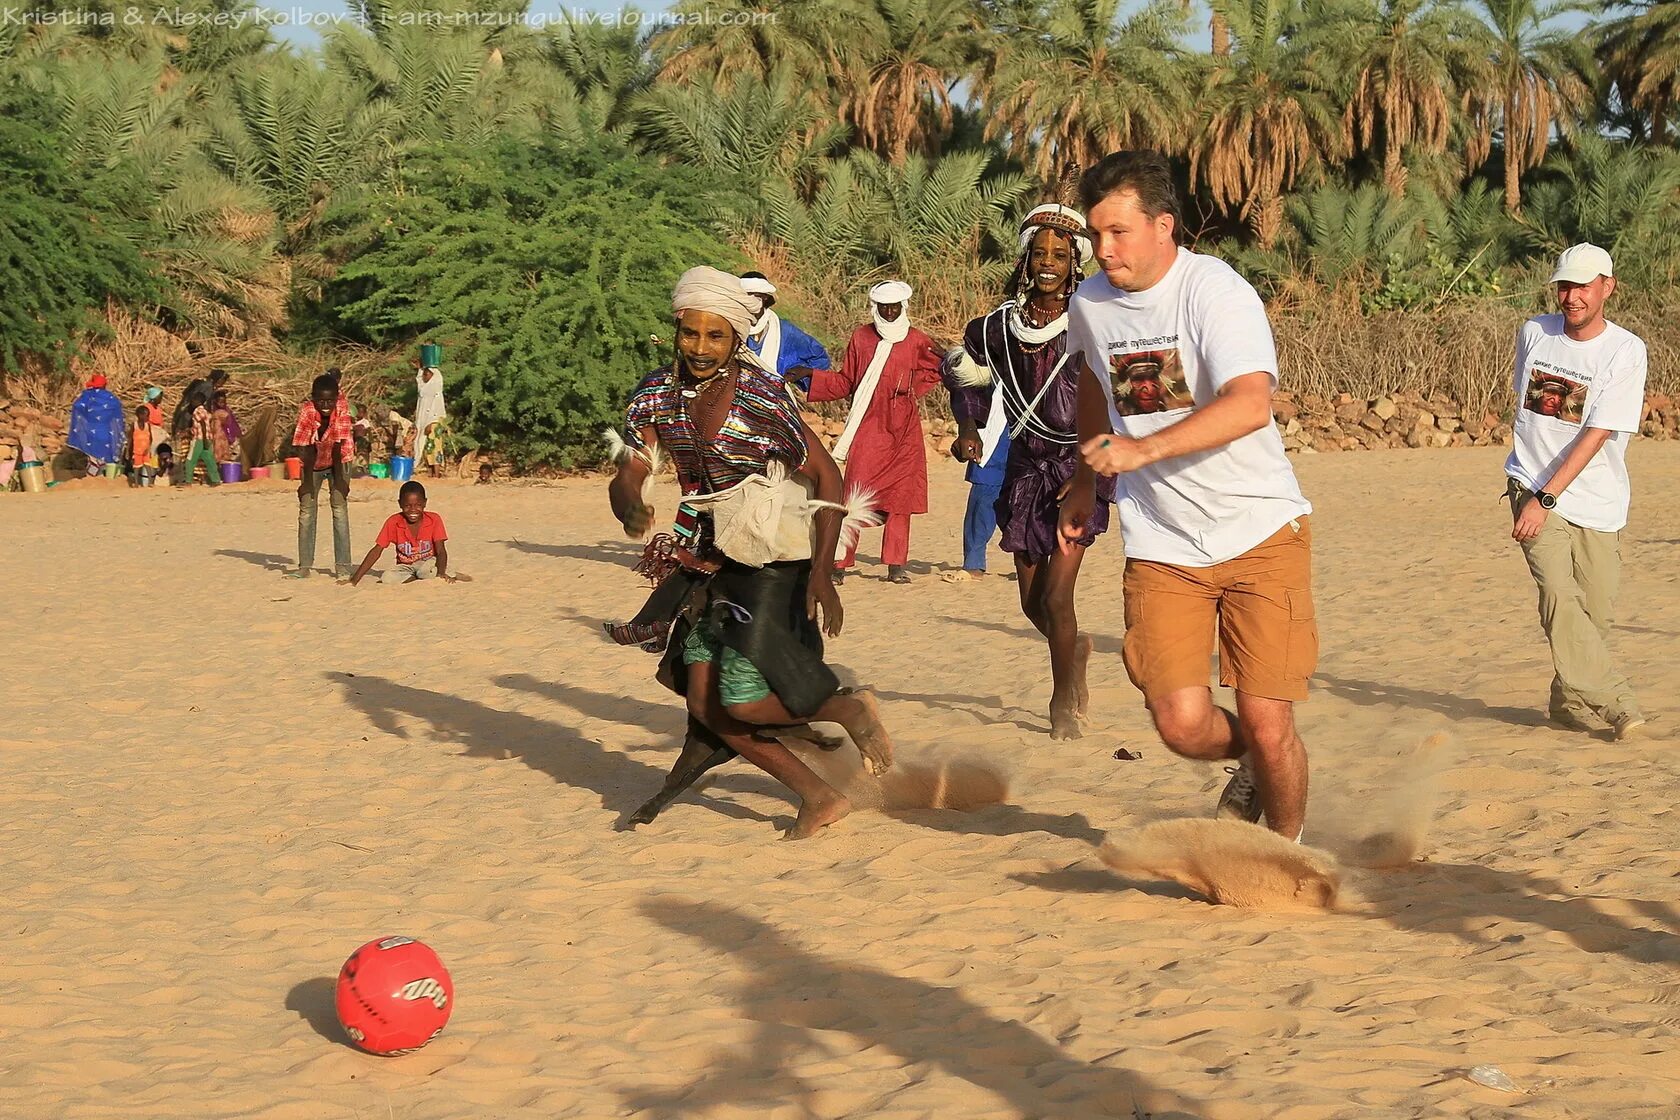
[1550,243,1614,285]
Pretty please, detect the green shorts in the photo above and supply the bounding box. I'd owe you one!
[681,616,772,707]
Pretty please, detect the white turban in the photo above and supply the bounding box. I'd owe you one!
[672,266,760,340]
[869,279,913,305]
[739,276,777,297]
[1018,204,1092,263]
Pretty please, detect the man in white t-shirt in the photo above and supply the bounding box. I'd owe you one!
[1505,243,1647,739]
[1060,151,1316,840]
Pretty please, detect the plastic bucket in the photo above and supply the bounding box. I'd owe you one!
[219,462,243,484]
[420,343,442,367]
[284,457,303,480]
[18,462,46,493]
[390,456,414,482]
[368,462,390,479]
[102,462,122,479]
[0,460,14,489]
[249,466,270,481]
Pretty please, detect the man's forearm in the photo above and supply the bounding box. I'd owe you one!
[1539,427,1615,496]
[1133,377,1271,467]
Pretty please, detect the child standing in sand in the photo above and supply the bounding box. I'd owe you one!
[290,373,355,579]
[347,481,454,585]
[128,406,157,486]
[177,391,220,486]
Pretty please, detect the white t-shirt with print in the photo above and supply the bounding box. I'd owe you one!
[1505,314,1647,533]
[1068,247,1311,566]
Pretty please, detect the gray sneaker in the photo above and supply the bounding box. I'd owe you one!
[1215,757,1262,823]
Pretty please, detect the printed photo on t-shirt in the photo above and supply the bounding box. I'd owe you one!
[1109,349,1192,416]
[1522,370,1586,424]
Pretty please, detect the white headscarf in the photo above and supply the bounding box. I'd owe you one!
[835,281,913,460]
[672,266,759,340]
[868,279,912,344]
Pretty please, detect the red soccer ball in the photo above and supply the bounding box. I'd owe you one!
[334,936,454,1055]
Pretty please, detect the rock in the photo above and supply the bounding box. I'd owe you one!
[1284,417,1302,436]
[1359,412,1385,433]
[1405,428,1428,449]
[1311,435,1341,453]
[1411,410,1435,434]
[1450,431,1472,448]
[1272,399,1299,423]
[1429,429,1453,448]
[1371,396,1397,421]
[1334,401,1365,423]
[1438,417,1461,433]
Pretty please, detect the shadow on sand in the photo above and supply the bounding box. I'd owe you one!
[620,898,1205,1119]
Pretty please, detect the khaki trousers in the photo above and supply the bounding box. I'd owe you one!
[1510,488,1640,724]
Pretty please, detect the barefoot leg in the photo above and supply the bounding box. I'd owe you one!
[734,688,897,777]
[1043,545,1088,740]
[1073,633,1093,720]
[815,687,896,775]
[692,664,852,839]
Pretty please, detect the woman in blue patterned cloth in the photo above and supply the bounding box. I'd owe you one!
[606,266,895,840]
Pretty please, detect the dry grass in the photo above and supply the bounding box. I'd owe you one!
[1274,291,1680,414]
[2,307,407,462]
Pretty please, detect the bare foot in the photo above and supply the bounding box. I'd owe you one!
[1073,633,1093,719]
[836,688,896,775]
[786,790,851,839]
[1049,694,1083,740]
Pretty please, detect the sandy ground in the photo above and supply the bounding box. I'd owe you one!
[3,445,1678,1119]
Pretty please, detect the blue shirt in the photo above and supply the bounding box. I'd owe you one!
[748,317,831,387]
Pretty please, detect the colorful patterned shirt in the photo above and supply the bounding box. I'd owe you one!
[623,362,807,552]
[291,395,355,471]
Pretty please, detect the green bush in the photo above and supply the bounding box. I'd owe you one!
[0,84,158,372]
[311,136,745,467]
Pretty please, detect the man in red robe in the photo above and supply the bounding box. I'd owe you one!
[808,280,945,584]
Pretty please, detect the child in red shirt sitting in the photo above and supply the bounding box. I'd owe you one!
[348,480,455,586]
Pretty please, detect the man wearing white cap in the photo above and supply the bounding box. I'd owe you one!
[1505,243,1647,739]
[739,272,832,387]
[807,279,945,583]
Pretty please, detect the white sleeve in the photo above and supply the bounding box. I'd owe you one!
[1511,322,1532,396]
[1068,297,1106,392]
[1194,272,1278,389]
[1585,336,1647,433]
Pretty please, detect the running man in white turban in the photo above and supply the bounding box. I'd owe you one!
[606,265,895,840]
[807,280,945,584]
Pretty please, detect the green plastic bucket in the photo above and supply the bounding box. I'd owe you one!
[420,343,442,367]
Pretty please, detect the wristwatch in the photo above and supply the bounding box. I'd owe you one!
[1535,490,1558,510]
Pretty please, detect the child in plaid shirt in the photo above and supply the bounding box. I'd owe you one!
[289,372,355,579]
[177,390,220,486]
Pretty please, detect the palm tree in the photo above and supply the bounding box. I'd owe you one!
[1194,0,1347,246]
[327,0,556,150]
[1523,134,1680,281]
[630,74,849,209]
[847,0,981,164]
[1599,0,1680,142]
[199,58,398,249]
[46,54,285,336]
[651,0,859,102]
[1465,0,1595,213]
[985,0,1193,181]
[543,12,655,134]
[1308,0,1492,195]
